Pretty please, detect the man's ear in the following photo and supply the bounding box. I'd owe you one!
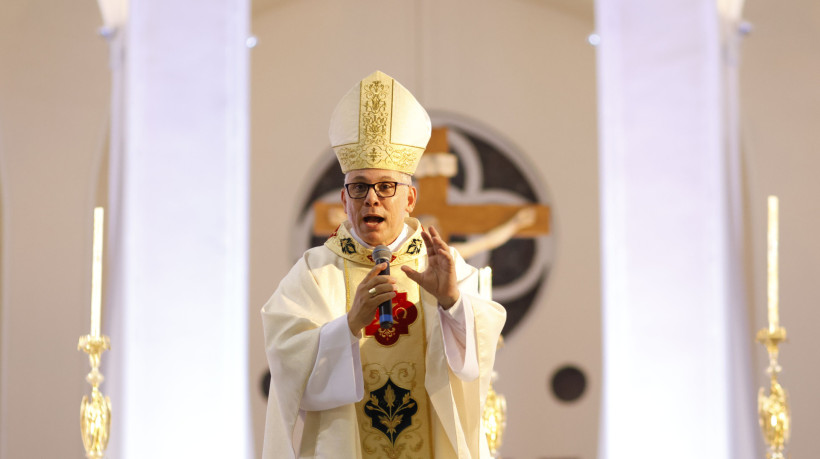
[405,185,417,214]
[340,187,349,214]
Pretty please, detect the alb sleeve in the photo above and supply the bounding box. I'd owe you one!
[438,294,479,381]
[300,314,364,411]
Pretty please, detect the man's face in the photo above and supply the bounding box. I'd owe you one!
[341,168,417,247]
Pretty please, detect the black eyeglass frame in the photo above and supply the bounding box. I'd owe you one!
[344,181,412,199]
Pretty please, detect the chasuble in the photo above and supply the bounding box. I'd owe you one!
[262,218,506,458]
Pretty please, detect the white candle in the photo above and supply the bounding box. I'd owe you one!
[767,196,779,331]
[90,207,104,337]
[479,266,493,301]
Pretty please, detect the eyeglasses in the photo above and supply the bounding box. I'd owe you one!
[344,181,411,199]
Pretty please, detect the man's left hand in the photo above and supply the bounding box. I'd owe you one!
[401,226,460,309]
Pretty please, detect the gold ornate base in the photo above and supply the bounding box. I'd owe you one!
[78,334,111,459]
[483,376,506,457]
[482,335,506,457]
[756,327,790,459]
[756,327,786,371]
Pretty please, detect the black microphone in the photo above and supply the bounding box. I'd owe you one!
[372,245,393,329]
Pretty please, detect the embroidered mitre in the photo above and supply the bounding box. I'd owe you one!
[329,71,431,175]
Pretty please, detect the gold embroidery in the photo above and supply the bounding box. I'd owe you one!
[363,362,417,390]
[406,238,422,255]
[344,253,432,458]
[343,259,351,311]
[340,237,357,254]
[361,80,390,145]
[360,364,426,459]
[333,74,425,175]
[364,379,417,443]
[324,221,426,266]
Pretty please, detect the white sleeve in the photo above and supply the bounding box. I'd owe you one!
[300,314,364,411]
[438,293,479,381]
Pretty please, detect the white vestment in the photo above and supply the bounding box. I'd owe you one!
[261,219,506,458]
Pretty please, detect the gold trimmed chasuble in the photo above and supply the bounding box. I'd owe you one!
[261,218,506,458]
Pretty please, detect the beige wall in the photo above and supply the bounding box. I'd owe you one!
[0,1,109,457]
[248,1,600,457]
[742,1,820,456]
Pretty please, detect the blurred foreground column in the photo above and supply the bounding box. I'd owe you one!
[596,1,756,458]
[110,1,252,457]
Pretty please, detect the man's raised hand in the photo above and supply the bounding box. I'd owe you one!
[401,226,460,309]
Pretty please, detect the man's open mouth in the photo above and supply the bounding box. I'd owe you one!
[363,216,385,224]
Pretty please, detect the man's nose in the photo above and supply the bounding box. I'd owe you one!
[363,187,380,204]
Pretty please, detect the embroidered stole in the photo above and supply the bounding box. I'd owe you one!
[325,222,433,458]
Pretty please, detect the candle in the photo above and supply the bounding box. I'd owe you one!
[90,207,104,337]
[479,267,493,301]
[767,196,779,332]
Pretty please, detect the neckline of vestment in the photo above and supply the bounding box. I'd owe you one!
[324,218,426,265]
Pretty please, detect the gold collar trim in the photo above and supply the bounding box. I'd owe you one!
[325,218,425,265]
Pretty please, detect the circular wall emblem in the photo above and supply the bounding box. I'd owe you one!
[293,114,554,336]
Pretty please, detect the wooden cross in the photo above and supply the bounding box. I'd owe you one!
[312,127,550,243]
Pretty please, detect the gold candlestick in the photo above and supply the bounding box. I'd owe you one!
[757,326,789,459]
[482,335,507,458]
[477,267,506,457]
[757,195,790,459]
[78,334,112,459]
[79,207,111,458]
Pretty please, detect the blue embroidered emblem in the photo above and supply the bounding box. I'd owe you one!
[364,378,417,445]
[406,238,422,255]
[340,237,356,254]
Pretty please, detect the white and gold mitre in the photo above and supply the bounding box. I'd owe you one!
[329,71,431,175]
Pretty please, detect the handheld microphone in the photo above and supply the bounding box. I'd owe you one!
[372,245,393,329]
